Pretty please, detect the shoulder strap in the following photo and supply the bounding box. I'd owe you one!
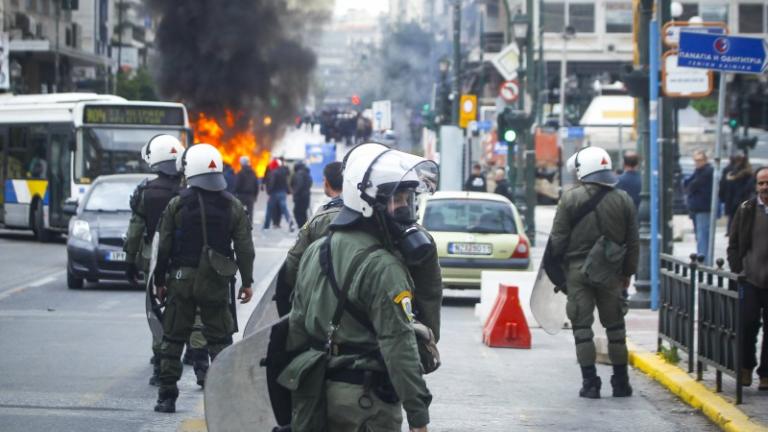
[196,191,209,247]
[570,186,610,228]
[321,233,382,334]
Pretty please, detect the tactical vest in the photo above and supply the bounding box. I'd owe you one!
[143,175,180,241]
[172,188,234,267]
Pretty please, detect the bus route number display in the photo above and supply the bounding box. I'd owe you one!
[83,106,184,126]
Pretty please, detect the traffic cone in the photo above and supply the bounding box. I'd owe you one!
[482,284,531,349]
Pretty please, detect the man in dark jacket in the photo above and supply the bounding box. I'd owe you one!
[263,159,294,231]
[493,168,512,201]
[683,150,714,264]
[290,162,312,227]
[727,166,768,391]
[464,163,487,192]
[616,151,641,209]
[720,153,754,234]
[234,156,259,221]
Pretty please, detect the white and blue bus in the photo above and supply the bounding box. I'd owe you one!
[0,93,190,241]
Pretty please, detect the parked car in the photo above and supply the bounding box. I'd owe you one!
[418,191,531,289]
[65,173,155,289]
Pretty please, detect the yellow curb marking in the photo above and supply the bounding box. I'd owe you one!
[628,341,768,432]
[178,399,207,432]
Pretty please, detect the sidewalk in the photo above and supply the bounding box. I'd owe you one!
[534,205,768,431]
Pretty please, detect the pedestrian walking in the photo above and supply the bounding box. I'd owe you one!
[290,161,312,227]
[720,152,754,234]
[263,158,294,231]
[152,143,254,413]
[279,143,436,431]
[234,155,259,221]
[493,167,513,201]
[464,163,487,192]
[616,151,641,209]
[123,135,209,388]
[727,166,768,391]
[684,150,714,264]
[548,146,639,399]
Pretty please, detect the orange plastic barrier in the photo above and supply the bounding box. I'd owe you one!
[482,284,531,349]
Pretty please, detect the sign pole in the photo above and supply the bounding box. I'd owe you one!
[707,72,727,266]
[649,19,660,310]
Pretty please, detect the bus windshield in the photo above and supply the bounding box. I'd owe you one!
[75,127,187,183]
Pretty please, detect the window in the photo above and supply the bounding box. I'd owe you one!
[423,199,518,234]
[543,2,565,33]
[7,126,48,180]
[570,4,595,33]
[543,2,594,33]
[605,2,632,33]
[700,4,727,23]
[739,4,765,33]
[678,3,699,22]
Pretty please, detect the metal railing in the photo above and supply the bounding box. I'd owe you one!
[696,258,743,404]
[656,254,744,404]
[658,253,697,373]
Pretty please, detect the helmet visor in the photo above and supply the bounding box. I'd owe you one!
[380,159,439,223]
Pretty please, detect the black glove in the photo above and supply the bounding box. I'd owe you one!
[554,283,568,294]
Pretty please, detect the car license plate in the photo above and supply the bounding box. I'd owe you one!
[448,242,492,255]
[107,251,127,261]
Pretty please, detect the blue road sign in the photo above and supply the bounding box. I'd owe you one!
[567,127,584,139]
[477,120,493,132]
[493,141,508,155]
[678,32,768,74]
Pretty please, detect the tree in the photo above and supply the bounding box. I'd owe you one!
[116,67,159,100]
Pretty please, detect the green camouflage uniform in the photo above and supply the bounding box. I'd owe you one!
[280,229,431,431]
[154,193,255,395]
[123,187,207,357]
[549,183,639,366]
[284,199,443,340]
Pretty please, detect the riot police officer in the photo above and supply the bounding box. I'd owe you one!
[123,135,209,387]
[152,143,255,413]
[549,146,639,399]
[279,143,436,431]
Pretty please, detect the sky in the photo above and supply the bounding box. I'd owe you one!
[333,0,389,16]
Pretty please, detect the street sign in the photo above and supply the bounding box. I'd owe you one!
[491,43,520,82]
[678,33,768,74]
[662,21,727,48]
[662,51,713,98]
[493,141,508,155]
[564,127,584,139]
[371,100,392,131]
[476,120,493,132]
[459,94,477,129]
[499,80,520,103]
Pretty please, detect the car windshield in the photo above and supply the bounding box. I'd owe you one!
[75,127,187,183]
[423,199,517,234]
[83,181,137,212]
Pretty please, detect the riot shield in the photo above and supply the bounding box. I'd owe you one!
[145,232,163,343]
[205,314,288,431]
[530,262,568,335]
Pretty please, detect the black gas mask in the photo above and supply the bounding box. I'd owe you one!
[379,187,435,266]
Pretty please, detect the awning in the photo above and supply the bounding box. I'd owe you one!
[9,39,113,68]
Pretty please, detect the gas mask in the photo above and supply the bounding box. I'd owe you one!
[380,187,435,266]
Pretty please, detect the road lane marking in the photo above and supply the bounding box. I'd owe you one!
[0,271,64,302]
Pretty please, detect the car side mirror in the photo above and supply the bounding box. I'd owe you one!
[63,198,78,215]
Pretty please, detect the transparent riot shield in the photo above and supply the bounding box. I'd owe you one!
[530,262,568,335]
[145,232,163,343]
[205,259,290,431]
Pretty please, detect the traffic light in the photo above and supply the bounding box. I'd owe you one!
[728,117,739,132]
[736,136,758,151]
[496,108,531,144]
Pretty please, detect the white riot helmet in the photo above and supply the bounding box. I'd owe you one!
[335,142,439,226]
[177,143,227,191]
[141,134,185,176]
[565,146,618,187]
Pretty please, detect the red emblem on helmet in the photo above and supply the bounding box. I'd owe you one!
[170,147,177,154]
[208,160,217,169]
[601,157,608,165]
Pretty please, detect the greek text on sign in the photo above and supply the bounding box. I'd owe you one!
[678,32,768,74]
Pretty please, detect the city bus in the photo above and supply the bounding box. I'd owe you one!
[0,93,191,241]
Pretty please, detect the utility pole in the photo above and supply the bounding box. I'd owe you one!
[557,0,570,132]
[629,0,654,309]
[659,0,674,256]
[114,0,124,95]
[54,0,61,92]
[451,0,461,125]
[524,0,536,245]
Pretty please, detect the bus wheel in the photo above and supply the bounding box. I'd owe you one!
[67,269,84,289]
[32,199,52,242]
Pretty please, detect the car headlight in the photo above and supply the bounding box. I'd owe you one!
[70,220,92,242]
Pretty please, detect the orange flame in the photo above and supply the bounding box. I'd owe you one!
[191,110,271,177]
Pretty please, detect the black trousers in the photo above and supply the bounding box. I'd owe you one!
[293,196,309,228]
[741,282,768,377]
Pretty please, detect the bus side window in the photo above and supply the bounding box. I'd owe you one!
[7,127,27,180]
[28,126,48,179]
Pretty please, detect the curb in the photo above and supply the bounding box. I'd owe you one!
[628,342,767,432]
[177,418,207,432]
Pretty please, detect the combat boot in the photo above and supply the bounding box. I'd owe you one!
[154,388,178,413]
[191,349,210,388]
[579,376,602,399]
[611,374,633,397]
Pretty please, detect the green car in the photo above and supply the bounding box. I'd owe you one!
[418,191,531,289]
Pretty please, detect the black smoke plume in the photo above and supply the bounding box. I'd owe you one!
[145,0,322,138]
